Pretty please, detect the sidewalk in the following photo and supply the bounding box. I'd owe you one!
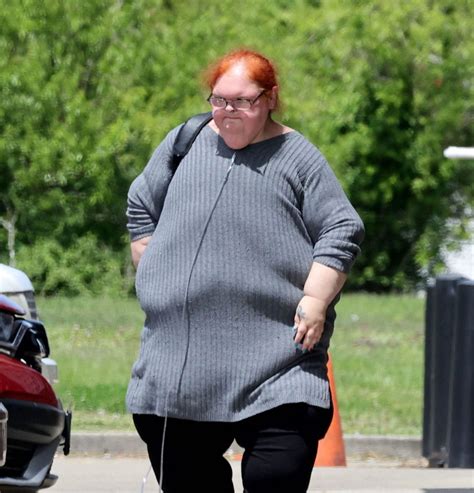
[52,433,473,492]
[49,456,474,493]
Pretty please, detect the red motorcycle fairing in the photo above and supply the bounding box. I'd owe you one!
[0,397,65,481]
[0,355,58,407]
[0,275,71,491]
[0,354,69,490]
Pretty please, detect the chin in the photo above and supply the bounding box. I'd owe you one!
[221,136,249,150]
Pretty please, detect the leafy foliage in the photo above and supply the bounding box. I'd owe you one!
[15,234,131,296]
[1,0,473,292]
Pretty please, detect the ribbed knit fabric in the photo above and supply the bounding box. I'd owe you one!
[126,124,364,422]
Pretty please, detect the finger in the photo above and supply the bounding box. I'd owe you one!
[301,334,315,350]
[293,310,300,338]
[294,320,308,345]
[302,326,323,350]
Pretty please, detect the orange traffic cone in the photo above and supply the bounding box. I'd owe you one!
[314,354,347,466]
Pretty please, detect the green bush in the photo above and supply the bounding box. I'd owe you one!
[15,235,133,296]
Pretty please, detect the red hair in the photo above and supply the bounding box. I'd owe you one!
[204,49,280,109]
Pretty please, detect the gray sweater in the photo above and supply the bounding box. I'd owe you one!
[126,124,364,422]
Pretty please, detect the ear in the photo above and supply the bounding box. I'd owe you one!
[268,85,278,110]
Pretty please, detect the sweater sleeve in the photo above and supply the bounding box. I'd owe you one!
[126,126,181,241]
[301,153,365,273]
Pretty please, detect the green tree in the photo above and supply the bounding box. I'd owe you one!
[0,1,173,292]
[281,0,474,289]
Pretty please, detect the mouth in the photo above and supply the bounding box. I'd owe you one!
[223,116,241,122]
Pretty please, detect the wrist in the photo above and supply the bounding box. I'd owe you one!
[300,294,329,311]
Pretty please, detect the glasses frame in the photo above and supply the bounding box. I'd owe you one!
[207,89,266,110]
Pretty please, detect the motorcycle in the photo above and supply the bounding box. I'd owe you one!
[0,293,71,492]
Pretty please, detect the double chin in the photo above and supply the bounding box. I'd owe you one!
[217,120,249,149]
[221,131,250,150]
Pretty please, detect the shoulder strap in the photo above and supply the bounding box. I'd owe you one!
[170,111,213,174]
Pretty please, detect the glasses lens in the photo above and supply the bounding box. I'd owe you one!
[233,100,251,110]
[209,96,226,108]
[0,313,15,342]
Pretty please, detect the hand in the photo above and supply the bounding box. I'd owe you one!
[293,295,327,351]
[130,236,151,269]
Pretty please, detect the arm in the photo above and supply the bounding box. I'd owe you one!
[131,235,152,269]
[294,262,347,350]
[126,127,181,263]
[293,150,364,350]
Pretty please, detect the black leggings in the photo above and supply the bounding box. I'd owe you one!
[133,402,333,493]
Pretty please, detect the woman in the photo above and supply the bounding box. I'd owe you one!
[126,49,364,493]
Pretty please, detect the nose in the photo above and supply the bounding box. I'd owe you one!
[224,101,236,111]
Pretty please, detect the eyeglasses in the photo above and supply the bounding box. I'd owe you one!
[207,90,266,110]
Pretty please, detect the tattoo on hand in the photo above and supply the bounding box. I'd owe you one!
[296,305,306,320]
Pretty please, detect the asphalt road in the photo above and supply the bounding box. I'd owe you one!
[47,456,474,493]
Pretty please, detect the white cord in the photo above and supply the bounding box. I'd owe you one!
[140,153,236,493]
[176,153,236,396]
[138,369,171,493]
[158,392,170,493]
[140,464,152,493]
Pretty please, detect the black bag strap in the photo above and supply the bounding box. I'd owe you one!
[170,111,213,174]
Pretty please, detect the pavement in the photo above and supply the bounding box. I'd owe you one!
[48,456,474,493]
[44,433,474,492]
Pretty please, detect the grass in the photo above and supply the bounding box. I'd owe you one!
[37,293,425,435]
[37,296,143,431]
[331,293,424,436]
